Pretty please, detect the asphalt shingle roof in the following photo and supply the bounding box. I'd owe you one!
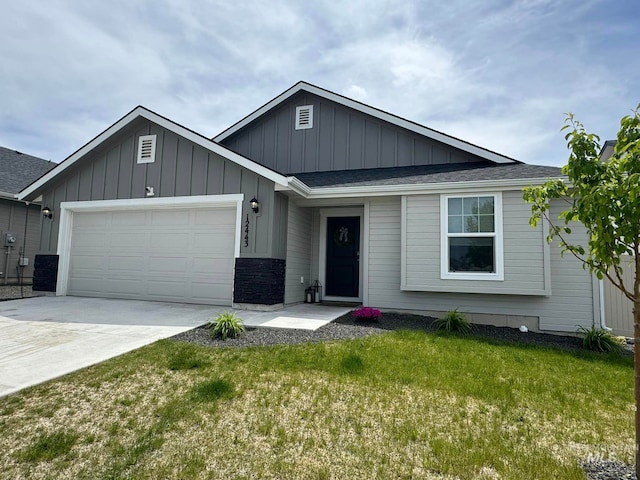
[291,162,563,188]
[0,146,55,195]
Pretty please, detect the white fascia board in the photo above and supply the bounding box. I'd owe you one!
[18,107,288,200]
[0,191,17,200]
[214,81,517,164]
[286,176,568,200]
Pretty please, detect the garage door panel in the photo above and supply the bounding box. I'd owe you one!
[195,209,235,225]
[67,206,236,306]
[74,214,108,228]
[111,233,147,248]
[71,254,107,270]
[72,233,107,250]
[111,211,147,226]
[151,210,191,226]
[192,232,235,251]
[108,255,146,272]
[68,277,106,294]
[148,256,189,274]
[150,233,190,249]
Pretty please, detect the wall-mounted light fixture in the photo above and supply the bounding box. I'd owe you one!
[250,197,260,214]
[42,206,53,219]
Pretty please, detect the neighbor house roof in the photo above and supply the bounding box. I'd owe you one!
[18,106,289,201]
[0,146,54,200]
[213,81,519,165]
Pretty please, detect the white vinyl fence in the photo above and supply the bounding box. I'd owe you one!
[603,255,635,337]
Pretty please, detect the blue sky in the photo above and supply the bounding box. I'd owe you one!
[1,0,638,166]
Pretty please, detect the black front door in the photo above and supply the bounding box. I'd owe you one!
[326,216,360,297]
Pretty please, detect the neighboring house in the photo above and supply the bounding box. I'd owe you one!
[0,146,54,284]
[18,82,600,333]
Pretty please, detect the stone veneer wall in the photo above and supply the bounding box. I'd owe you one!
[233,258,285,305]
[33,254,59,292]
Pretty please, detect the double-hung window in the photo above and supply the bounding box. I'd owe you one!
[440,193,503,280]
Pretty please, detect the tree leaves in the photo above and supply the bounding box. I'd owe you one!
[523,105,640,301]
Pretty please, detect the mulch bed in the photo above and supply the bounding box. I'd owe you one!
[172,311,632,354]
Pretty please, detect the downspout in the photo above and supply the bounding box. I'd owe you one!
[599,279,612,331]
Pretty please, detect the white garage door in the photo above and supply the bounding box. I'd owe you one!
[67,207,236,305]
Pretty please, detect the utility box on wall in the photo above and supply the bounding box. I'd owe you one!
[4,232,17,247]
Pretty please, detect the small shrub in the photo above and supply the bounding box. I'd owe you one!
[433,310,473,334]
[352,307,382,322]
[578,325,624,353]
[208,312,245,340]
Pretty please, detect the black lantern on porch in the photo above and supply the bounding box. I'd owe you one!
[312,280,322,303]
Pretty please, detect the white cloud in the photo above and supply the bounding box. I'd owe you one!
[0,0,637,166]
[343,85,368,102]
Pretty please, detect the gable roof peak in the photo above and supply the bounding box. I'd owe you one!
[213,81,519,165]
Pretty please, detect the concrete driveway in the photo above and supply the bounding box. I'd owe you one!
[0,296,351,398]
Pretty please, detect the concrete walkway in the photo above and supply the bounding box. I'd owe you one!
[0,296,351,398]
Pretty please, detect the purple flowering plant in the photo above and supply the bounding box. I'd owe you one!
[352,307,382,322]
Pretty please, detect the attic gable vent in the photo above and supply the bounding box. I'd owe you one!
[295,105,313,130]
[137,135,157,164]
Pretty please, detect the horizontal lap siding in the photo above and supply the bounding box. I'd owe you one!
[404,191,546,294]
[367,196,595,332]
[284,201,312,304]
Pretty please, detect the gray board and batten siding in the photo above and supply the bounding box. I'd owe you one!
[38,117,286,260]
[0,199,41,282]
[219,91,494,175]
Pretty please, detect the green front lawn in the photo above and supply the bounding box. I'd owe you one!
[0,329,633,479]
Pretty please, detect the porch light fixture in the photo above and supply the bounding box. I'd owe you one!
[250,197,259,214]
[42,206,53,219]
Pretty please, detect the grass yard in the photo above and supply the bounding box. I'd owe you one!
[0,329,633,479]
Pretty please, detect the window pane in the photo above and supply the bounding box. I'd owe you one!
[448,215,462,233]
[463,197,479,214]
[463,214,478,233]
[479,214,494,232]
[448,197,462,215]
[449,237,495,272]
[478,196,494,214]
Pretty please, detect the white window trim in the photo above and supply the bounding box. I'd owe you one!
[137,134,157,164]
[295,105,313,130]
[440,193,504,281]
